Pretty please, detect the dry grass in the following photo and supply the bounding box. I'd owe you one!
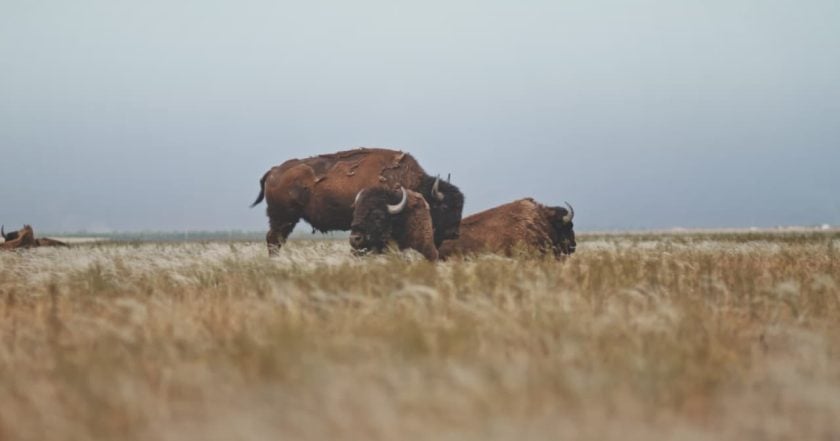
[1,232,839,440]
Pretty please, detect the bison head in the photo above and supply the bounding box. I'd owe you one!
[546,202,576,254]
[422,176,465,247]
[350,187,409,255]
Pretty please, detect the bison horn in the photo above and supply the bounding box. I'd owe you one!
[563,202,575,223]
[432,177,444,201]
[1,225,5,240]
[354,189,364,208]
[388,188,408,215]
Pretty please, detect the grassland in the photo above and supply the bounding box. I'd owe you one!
[1,232,839,440]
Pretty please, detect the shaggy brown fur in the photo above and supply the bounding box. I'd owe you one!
[251,148,463,256]
[350,188,438,261]
[439,198,576,258]
[1,225,69,250]
[0,225,36,250]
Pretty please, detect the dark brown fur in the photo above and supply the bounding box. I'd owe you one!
[252,148,463,255]
[0,225,36,250]
[1,225,69,250]
[439,198,576,258]
[350,188,438,261]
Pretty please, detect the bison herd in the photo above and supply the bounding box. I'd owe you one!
[2,147,576,259]
[252,148,576,260]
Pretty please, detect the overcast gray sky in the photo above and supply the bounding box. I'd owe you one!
[1,0,838,233]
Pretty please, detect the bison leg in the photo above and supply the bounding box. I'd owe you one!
[267,220,298,257]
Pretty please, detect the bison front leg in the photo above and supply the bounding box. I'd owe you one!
[397,237,438,261]
[417,242,439,261]
[399,212,439,261]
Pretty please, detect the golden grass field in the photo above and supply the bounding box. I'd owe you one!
[1,231,839,440]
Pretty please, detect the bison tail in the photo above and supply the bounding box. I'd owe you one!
[250,171,269,208]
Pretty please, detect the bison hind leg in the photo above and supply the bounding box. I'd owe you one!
[266,229,281,256]
[265,202,300,256]
[267,220,298,256]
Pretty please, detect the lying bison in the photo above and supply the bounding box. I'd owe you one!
[349,187,438,261]
[1,225,69,250]
[1,225,36,250]
[0,225,22,242]
[439,198,575,258]
[251,148,464,256]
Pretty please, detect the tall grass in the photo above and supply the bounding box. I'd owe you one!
[1,232,838,440]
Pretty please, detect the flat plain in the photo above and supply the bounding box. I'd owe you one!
[1,231,839,440]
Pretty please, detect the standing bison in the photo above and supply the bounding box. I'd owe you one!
[251,148,464,255]
[439,198,575,258]
[349,187,438,261]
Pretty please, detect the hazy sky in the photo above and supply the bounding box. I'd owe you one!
[2,0,838,232]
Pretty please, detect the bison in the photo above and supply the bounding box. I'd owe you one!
[349,187,438,261]
[1,225,69,250]
[251,148,464,255]
[0,225,20,242]
[439,198,575,258]
[0,225,36,250]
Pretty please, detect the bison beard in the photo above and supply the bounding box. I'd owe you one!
[439,198,576,259]
[251,148,463,256]
[350,187,438,261]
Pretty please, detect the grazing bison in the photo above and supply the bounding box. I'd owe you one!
[1,225,69,250]
[439,198,576,258]
[349,187,438,261]
[251,148,464,255]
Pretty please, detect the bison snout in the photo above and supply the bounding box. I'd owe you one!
[349,233,366,249]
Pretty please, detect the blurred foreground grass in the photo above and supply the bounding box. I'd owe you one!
[1,232,839,440]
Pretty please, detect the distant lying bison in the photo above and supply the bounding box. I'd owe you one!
[251,148,464,256]
[349,187,438,261]
[439,198,575,258]
[1,225,69,250]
